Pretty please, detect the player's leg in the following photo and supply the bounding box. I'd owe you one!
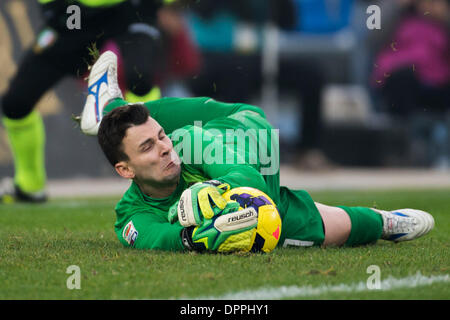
[315,202,435,246]
[0,48,64,202]
[315,203,351,246]
[115,25,164,103]
[0,23,97,202]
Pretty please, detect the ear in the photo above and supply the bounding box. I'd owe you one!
[115,161,135,180]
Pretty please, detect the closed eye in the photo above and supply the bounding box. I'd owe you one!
[159,128,166,140]
[139,138,154,152]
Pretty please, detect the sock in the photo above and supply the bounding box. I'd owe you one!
[102,86,161,116]
[124,86,161,104]
[338,206,383,246]
[2,111,46,193]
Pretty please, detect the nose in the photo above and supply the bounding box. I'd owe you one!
[158,138,172,156]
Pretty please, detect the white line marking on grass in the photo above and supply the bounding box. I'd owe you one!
[190,273,449,300]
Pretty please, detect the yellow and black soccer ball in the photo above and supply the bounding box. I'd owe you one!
[222,187,282,253]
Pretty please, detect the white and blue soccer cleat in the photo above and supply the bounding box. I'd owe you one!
[80,50,123,135]
[378,209,435,242]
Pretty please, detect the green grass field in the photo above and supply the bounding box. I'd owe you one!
[0,188,449,300]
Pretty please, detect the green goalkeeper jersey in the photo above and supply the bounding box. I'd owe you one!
[113,97,325,251]
[112,97,277,250]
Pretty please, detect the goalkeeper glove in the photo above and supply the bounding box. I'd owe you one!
[168,180,230,226]
[180,201,258,253]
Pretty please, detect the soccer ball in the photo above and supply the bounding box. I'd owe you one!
[222,187,282,253]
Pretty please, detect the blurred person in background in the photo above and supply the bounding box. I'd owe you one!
[183,0,330,170]
[371,0,450,116]
[0,0,199,203]
[371,0,450,167]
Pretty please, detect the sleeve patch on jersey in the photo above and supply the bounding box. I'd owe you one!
[123,221,138,247]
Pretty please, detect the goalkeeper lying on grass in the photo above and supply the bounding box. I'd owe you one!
[79,51,434,252]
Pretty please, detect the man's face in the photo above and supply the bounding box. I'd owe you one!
[119,117,181,187]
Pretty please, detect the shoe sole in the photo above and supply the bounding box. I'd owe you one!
[81,51,118,135]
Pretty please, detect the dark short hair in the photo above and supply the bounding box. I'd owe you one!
[98,104,149,166]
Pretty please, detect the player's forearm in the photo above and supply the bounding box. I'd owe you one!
[213,166,270,196]
[232,103,266,119]
[117,218,186,251]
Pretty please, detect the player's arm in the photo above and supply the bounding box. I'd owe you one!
[117,208,255,253]
[175,126,270,194]
[170,127,270,224]
[103,97,266,134]
[207,164,269,194]
[117,212,186,251]
[196,139,270,194]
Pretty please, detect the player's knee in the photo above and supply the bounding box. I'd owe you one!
[315,203,351,246]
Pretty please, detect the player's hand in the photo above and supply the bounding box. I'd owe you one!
[181,201,258,253]
[169,180,230,226]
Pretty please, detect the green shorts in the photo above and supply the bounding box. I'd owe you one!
[277,187,325,247]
